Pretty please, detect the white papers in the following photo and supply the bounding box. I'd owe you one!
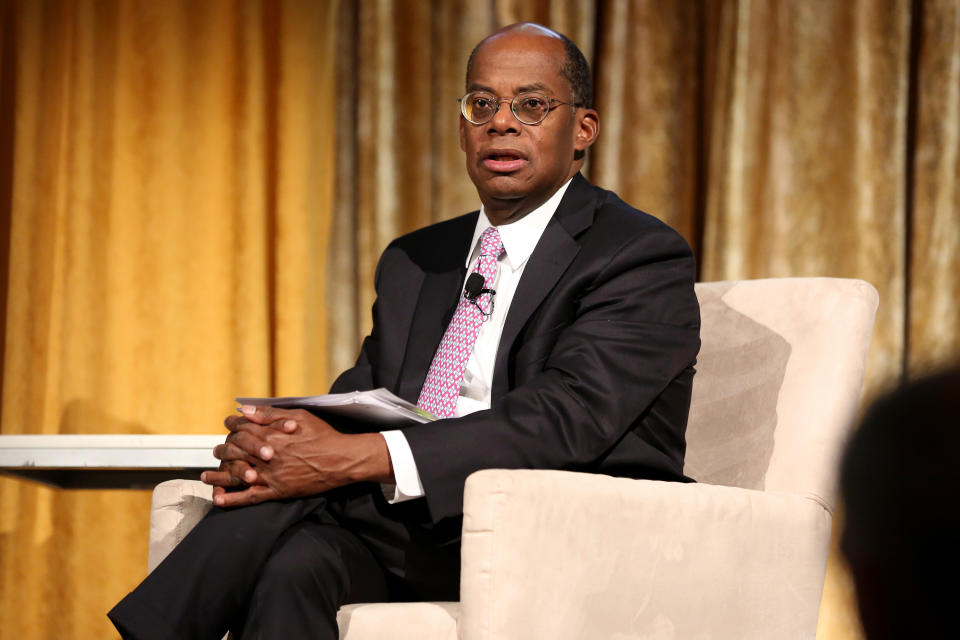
[235,388,435,427]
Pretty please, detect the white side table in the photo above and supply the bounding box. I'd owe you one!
[0,434,222,489]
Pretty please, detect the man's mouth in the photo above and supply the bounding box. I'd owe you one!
[482,149,528,173]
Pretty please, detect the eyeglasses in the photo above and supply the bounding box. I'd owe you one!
[458,91,580,125]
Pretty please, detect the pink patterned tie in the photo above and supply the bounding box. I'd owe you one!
[417,226,504,418]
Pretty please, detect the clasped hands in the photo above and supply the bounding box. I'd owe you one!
[201,405,394,508]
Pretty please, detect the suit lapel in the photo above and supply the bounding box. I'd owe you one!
[491,174,597,400]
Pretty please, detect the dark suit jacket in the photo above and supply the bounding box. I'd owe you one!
[331,173,701,523]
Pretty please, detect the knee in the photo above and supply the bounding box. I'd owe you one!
[256,525,347,597]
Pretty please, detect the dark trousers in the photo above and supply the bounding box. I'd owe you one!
[108,484,461,640]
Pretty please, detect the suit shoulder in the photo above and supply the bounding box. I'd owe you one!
[387,211,478,251]
[378,211,478,273]
[586,186,692,256]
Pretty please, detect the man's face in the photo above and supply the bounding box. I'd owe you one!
[459,31,598,223]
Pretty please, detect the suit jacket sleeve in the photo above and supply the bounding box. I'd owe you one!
[403,200,701,522]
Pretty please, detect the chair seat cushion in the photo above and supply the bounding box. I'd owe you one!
[337,601,460,640]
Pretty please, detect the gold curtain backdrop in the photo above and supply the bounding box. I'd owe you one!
[0,1,957,638]
[0,1,338,637]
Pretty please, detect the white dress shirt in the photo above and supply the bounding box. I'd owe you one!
[380,178,574,503]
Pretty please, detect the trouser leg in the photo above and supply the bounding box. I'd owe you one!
[109,495,335,640]
[231,517,390,640]
[109,487,461,640]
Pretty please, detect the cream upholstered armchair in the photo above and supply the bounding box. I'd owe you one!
[147,278,878,639]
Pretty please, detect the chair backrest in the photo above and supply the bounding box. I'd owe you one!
[685,278,878,512]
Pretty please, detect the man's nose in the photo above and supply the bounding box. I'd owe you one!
[487,99,520,134]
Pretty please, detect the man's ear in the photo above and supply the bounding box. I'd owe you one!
[573,108,600,152]
[459,117,467,151]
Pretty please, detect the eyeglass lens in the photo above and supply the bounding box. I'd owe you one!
[461,91,552,125]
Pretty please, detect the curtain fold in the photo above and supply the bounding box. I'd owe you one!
[327,0,492,375]
[1,1,957,639]
[908,0,960,375]
[0,1,336,637]
[591,0,703,246]
[700,0,911,396]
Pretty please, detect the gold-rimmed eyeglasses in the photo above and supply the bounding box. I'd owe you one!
[458,90,581,125]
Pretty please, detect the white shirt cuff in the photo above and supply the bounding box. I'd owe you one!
[379,430,425,503]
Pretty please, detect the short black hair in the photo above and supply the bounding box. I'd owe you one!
[466,29,593,109]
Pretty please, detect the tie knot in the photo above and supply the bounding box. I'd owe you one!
[480,226,504,258]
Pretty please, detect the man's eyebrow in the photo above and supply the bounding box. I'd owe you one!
[465,82,555,95]
[516,82,551,93]
[467,82,495,93]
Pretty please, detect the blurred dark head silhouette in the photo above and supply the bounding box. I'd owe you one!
[840,366,960,640]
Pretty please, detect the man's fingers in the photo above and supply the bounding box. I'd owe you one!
[223,411,284,433]
[224,414,250,431]
[219,430,274,461]
[212,484,276,508]
[201,469,253,488]
[237,404,298,426]
[213,440,265,465]
[202,452,266,487]
[226,407,308,437]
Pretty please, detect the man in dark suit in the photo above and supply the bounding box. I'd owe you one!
[109,22,699,640]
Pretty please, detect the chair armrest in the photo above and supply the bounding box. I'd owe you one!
[459,469,832,640]
[148,479,214,572]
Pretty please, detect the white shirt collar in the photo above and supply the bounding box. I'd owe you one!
[466,178,574,272]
